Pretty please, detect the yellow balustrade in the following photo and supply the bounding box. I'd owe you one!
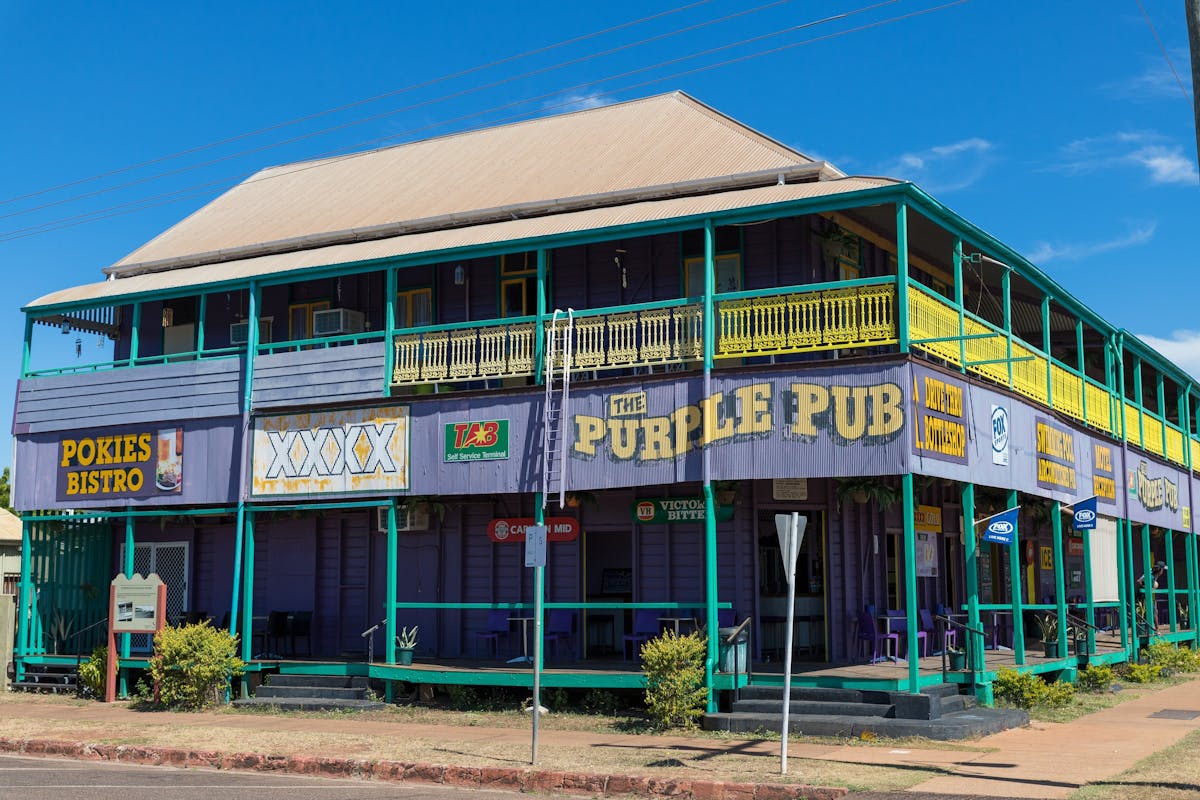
[1165,425,1185,467]
[1084,382,1112,434]
[908,285,962,365]
[1124,403,1142,448]
[1011,341,1049,405]
[1142,414,1164,456]
[1050,363,1084,424]
[1192,437,1200,467]
[391,322,535,386]
[717,283,896,358]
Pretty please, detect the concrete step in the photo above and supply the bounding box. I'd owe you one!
[265,674,369,689]
[732,698,893,718]
[702,707,1029,740]
[254,685,368,701]
[919,682,961,700]
[738,685,888,704]
[232,697,386,713]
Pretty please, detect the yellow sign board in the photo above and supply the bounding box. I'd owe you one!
[1040,546,1054,571]
[915,504,942,533]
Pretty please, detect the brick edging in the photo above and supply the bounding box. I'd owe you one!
[0,737,847,800]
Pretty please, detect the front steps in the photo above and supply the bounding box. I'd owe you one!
[9,664,78,694]
[232,674,386,712]
[703,683,1027,740]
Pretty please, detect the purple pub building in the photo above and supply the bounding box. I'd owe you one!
[11,93,1200,708]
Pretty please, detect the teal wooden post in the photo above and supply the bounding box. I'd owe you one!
[1127,519,1140,659]
[196,293,207,355]
[16,519,31,675]
[1076,320,1086,422]
[229,503,245,638]
[240,511,256,668]
[1042,298,1053,410]
[1156,373,1167,456]
[1116,517,1129,653]
[243,283,259,411]
[384,497,398,703]
[1166,529,1176,632]
[1105,343,1116,434]
[953,238,965,372]
[1187,533,1200,648]
[121,514,134,697]
[702,219,718,711]
[1051,503,1068,660]
[902,474,919,691]
[129,303,141,367]
[535,250,547,385]
[1142,524,1153,638]
[21,315,33,377]
[896,202,910,354]
[1134,358,1145,445]
[1082,515,1096,654]
[383,267,396,397]
[1002,267,1013,388]
[1007,489,1025,664]
[962,483,986,701]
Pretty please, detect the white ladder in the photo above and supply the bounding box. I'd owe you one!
[542,309,574,510]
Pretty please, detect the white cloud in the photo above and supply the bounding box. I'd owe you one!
[545,92,611,113]
[1025,222,1156,264]
[1103,54,1192,101]
[1052,131,1198,185]
[1136,330,1200,380]
[880,138,994,193]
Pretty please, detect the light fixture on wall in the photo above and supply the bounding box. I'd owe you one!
[60,319,70,334]
[454,264,465,286]
[614,249,627,289]
[162,307,174,327]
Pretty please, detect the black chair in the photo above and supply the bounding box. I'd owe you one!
[290,611,313,657]
[184,610,209,625]
[254,610,290,657]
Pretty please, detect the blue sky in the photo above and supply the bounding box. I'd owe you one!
[1,0,1198,469]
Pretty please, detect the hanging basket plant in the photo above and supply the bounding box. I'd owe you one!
[835,477,899,510]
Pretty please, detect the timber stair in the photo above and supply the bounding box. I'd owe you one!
[9,663,78,694]
[703,683,1027,740]
[232,674,386,712]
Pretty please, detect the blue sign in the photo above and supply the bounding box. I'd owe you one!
[981,507,1019,546]
[1072,496,1098,531]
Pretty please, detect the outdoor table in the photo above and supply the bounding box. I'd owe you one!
[507,616,535,664]
[657,615,697,635]
[876,615,903,661]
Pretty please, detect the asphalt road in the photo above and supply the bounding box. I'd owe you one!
[0,754,525,800]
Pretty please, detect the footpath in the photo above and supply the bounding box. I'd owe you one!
[1,679,1198,800]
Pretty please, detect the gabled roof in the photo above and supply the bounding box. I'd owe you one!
[0,509,20,543]
[108,92,831,277]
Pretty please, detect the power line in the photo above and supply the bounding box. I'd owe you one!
[0,0,805,226]
[1132,0,1189,99]
[0,0,968,245]
[0,0,713,210]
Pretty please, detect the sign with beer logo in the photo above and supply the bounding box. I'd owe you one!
[487,517,579,542]
[444,419,509,462]
[57,425,183,501]
[252,406,409,496]
[980,507,1018,546]
[631,498,735,524]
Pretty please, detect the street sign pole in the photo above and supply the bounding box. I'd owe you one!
[775,512,807,775]
[525,522,547,765]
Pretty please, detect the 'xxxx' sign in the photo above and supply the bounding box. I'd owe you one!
[252,407,410,496]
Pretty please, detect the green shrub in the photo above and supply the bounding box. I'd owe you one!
[544,687,570,711]
[77,645,107,699]
[1075,664,1116,693]
[1143,642,1200,673]
[1042,680,1075,708]
[1123,662,1163,683]
[994,668,1047,709]
[148,621,244,710]
[641,630,707,729]
[580,689,623,715]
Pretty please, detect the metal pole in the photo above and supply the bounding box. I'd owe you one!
[1002,267,1013,389]
[383,267,396,397]
[21,315,33,377]
[953,238,965,372]
[780,512,798,775]
[532,493,545,764]
[241,512,256,665]
[1051,502,1068,659]
[129,303,141,367]
[902,474,919,691]
[896,201,910,354]
[702,218,718,712]
[962,483,983,697]
[197,293,207,354]
[535,250,547,385]
[1008,489,1025,664]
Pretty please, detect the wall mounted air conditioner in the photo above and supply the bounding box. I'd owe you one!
[229,321,250,345]
[313,308,365,336]
[375,504,429,533]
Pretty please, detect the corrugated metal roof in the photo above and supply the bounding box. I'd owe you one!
[112,92,821,273]
[29,178,897,309]
[0,509,20,543]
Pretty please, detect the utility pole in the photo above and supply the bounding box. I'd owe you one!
[1187,1,1200,169]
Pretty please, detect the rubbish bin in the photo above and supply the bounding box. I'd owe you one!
[717,626,748,673]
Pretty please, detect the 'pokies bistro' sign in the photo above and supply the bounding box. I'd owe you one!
[487,517,579,542]
[444,419,509,462]
[57,426,183,501]
[631,498,735,524]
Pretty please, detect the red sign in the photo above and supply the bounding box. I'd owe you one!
[1068,539,1084,557]
[487,517,579,543]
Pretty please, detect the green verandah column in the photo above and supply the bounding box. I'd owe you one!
[962,483,986,700]
[896,201,910,354]
[1082,512,1096,655]
[1188,532,1199,648]
[15,519,32,680]
[121,513,134,697]
[383,266,396,398]
[1142,524,1153,639]
[385,497,398,703]
[1051,502,1068,660]
[901,474,919,691]
[1116,516,1129,653]
[1166,529,1176,632]
[702,218,718,712]
[1125,518,1139,660]
[1008,490,1025,664]
[240,511,256,666]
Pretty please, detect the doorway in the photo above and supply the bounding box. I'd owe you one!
[757,511,826,661]
[120,541,189,651]
[583,528,632,658]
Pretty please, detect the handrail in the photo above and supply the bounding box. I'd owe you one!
[1064,612,1104,635]
[361,618,387,665]
[937,614,986,680]
[391,601,731,611]
[67,617,109,698]
[936,613,984,638]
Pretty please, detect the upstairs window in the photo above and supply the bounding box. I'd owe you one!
[500,252,537,318]
[396,288,433,329]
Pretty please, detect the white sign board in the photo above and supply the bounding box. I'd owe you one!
[775,514,807,578]
[524,524,547,568]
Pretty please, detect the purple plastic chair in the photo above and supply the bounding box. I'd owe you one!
[855,611,899,664]
[475,610,511,659]
[545,610,576,660]
[920,608,954,653]
[623,610,662,661]
[886,609,927,659]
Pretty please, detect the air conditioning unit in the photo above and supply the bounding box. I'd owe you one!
[230,321,250,345]
[375,504,429,533]
[313,308,365,336]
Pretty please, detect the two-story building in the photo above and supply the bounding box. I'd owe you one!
[12,92,1200,705]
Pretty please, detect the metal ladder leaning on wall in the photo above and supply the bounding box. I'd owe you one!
[542,308,574,510]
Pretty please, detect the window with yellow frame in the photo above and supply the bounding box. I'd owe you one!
[396,288,433,329]
[289,300,330,340]
[499,252,537,318]
[684,253,742,297]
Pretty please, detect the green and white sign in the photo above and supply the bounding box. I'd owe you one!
[443,419,509,462]
[631,497,734,524]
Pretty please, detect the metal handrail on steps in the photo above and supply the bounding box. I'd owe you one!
[935,614,985,681]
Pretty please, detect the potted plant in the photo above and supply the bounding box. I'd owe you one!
[835,477,899,509]
[947,646,967,671]
[1036,613,1059,658]
[1178,601,1190,631]
[564,490,598,509]
[712,481,738,506]
[396,625,419,665]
